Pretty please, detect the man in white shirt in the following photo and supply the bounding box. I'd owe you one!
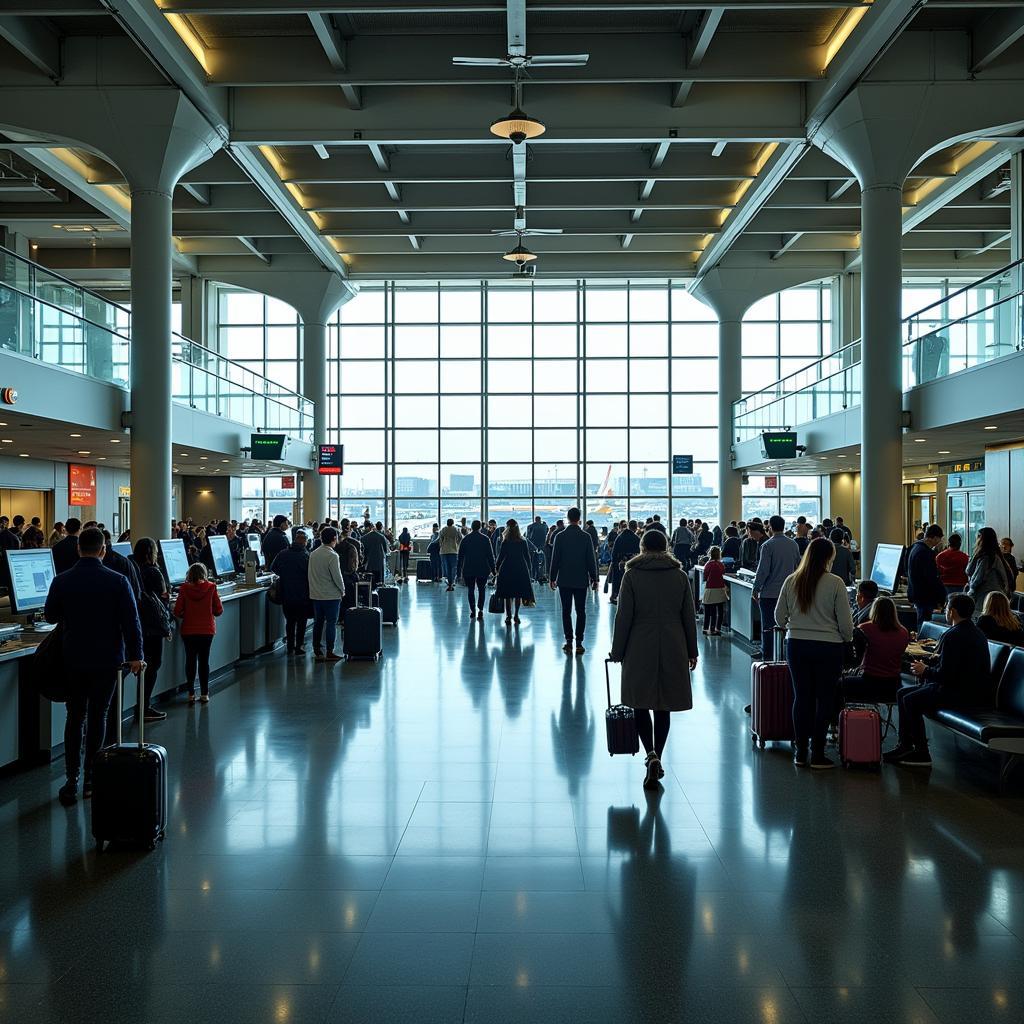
[308,526,346,662]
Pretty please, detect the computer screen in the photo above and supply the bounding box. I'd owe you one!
[870,543,906,592]
[111,542,132,557]
[7,548,56,614]
[159,538,190,586]
[208,535,236,578]
[247,534,263,567]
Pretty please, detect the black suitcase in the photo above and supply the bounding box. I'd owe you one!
[376,584,400,625]
[344,582,383,661]
[604,659,639,756]
[92,670,167,852]
[415,559,432,582]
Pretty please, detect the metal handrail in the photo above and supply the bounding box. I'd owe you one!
[902,258,1022,325]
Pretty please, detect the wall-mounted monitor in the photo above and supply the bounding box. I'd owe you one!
[159,538,190,586]
[318,443,343,476]
[250,433,287,460]
[760,432,798,460]
[7,548,56,614]
[208,535,236,578]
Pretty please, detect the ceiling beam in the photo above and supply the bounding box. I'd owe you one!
[507,0,526,56]
[0,15,61,78]
[672,8,723,107]
[237,235,271,262]
[307,12,347,70]
[971,10,1024,73]
[181,181,211,205]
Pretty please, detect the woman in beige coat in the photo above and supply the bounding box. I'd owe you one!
[609,529,699,789]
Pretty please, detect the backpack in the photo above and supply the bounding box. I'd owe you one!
[138,589,173,638]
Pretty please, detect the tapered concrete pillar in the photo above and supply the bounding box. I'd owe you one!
[301,320,329,523]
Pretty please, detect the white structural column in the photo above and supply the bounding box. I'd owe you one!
[302,319,329,523]
[716,317,743,526]
[129,188,176,543]
[858,182,905,561]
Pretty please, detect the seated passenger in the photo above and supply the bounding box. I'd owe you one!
[852,579,879,626]
[885,592,990,767]
[977,591,1024,646]
[842,596,909,705]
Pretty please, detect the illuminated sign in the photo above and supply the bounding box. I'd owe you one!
[318,444,343,476]
[250,434,287,460]
[69,464,97,506]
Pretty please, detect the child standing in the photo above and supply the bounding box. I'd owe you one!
[702,545,728,636]
[174,563,223,704]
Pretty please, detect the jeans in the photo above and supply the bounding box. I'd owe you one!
[313,599,341,654]
[64,669,118,783]
[787,638,842,757]
[465,576,487,611]
[759,596,779,660]
[142,634,165,707]
[183,634,214,696]
[559,586,587,641]
[441,553,458,587]
[703,603,724,632]
[400,551,410,575]
[896,682,941,749]
[673,544,691,569]
[284,601,310,650]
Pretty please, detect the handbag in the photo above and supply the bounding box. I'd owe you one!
[604,659,639,756]
[267,577,283,605]
[487,592,504,614]
[138,590,173,638]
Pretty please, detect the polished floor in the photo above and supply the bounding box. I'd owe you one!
[1,583,1023,1023]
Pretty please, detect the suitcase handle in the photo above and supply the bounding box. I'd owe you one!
[605,658,620,710]
[116,667,147,748]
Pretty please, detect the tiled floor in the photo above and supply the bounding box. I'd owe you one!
[1,582,1023,1023]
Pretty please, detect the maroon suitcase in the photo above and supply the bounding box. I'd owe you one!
[839,706,882,768]
[751,660,794,748]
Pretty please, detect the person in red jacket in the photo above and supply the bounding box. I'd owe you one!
[173,562,223,704]
[935,533,969,595]
[701,546,729,636]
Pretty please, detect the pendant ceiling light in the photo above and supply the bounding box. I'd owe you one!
[502,242,537,264]
[490,107,546,145]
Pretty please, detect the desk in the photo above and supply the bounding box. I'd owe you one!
[725,574,760,647]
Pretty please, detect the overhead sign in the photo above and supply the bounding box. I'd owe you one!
[118,486,131,498]
[69,464,97,506]
[672,454,694,475]
[764,475,778,489]
[281,475,296,490]
[318,443,344,476]
[939,458,983,475]
[760,432,798,459]
[250,433,287,460]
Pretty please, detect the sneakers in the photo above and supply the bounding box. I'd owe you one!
[609,598,617,605]
[882,744,914,764]
[58,781,78,806]
[809,754,837,770]
[562,641,573,654]
[643,753,663,789]
[793,747,809,768]
[900,747,932,767]
[143,706,167,722]
[575,643,585,655]
[326,652,342,662]
[199,694,210,704]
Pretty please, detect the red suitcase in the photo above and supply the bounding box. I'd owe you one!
[839,706,882,768]
[751,660,794,748]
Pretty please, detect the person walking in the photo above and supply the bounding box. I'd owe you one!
[966,526,1013,614]
[495,519,534,625]
[774,536,854,769]
[438,518,462,591]
[173,562,224,704]
[457,520,495,622]
[360,522,390,587]
[398,527,413,582]
[130,537,172,723]
[427,524,441,582]
[549,507,599,654]
[271,528,313,655]
[609,519,640,604]
[335,525,362,614]
[829,528,857,587]
[907,524,947,632]
[752,515,802,662]
[45,527,144,806]
[670,518,694,569]
[701,546,728,635]
[608,529,698,789]
[308,526,346,661]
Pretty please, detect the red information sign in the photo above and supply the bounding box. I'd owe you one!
[69,464,97,506]
[764,475,778,490]
[318,444,343,476]
[282,475,296,490]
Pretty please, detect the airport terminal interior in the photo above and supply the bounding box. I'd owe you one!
[2,0,1024,1021]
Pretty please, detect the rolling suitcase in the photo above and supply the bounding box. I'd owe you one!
[92,669,167,852]
[751,631,793,748]
[376,584,400,626]
[415,559,432,582]
[604,659,639,756]
[839,706,882,768]
[344,580,383,661]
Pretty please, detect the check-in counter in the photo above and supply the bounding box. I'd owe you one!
[724,573,760,647]
[4,578,280,769]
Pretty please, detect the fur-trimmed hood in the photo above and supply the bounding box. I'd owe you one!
[625,550,683,571]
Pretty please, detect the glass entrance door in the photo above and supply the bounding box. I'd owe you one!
[948,492,966,539]
[967,490,986,541]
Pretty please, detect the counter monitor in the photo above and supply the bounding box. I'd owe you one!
[208,535,236,578]
[159,538,191,587]
[7,548,56,614]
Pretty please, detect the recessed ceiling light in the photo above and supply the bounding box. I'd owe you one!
[110,439,121,444]
[0,439,11,444]
[0,422,7,427]
[837,455,847,459]
[221,459,229,463]
[984,425,998,430]
[77,451,90,455]
[98,456,106,461]
[938,450,950,455]
[199,456,207,460]
[69,433,82,438]
[179,453,188,456]
[18,453,28,458]
[913,438,927,443]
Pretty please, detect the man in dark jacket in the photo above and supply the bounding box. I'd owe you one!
[885,592,990,767]
[261,515,291,567]
[609,520,641,604]
[907,524,946,632]
[52,517,82,574]
[271,530,312,654]
[102,530,142,601]
[360,523,390,587]
[0,514,20,592]
[549,507,599,653]
[457,521,495,620]
[45,527,144,806]
[527,516,548,552]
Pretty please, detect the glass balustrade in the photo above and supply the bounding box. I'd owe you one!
[0,246,313,441]
[733,262,1024,443]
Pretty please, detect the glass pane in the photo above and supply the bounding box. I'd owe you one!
[490,324,532,357]
[440,288,480,322]
[586,288,628,321]
[340,288,385,323]
[395,286,438,323]
[440,325,480,358]
[394,430,438,461]
[440,360,481,393]
[441,397,481,428]
[534,288,576,322]
[394,325,438,358]
[488,288,531,322]
[587,325,627,357]
[534,324,576,357]
[441,465,481,495]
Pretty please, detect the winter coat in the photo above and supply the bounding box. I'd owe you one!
[271,543,311,606]
[609,552,698,712]
[173,580,223,636]
[495,538,534,601]
[966,552,1012,611]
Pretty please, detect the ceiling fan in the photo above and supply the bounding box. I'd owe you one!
[491,207,562,239]
[452,52,589,69]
